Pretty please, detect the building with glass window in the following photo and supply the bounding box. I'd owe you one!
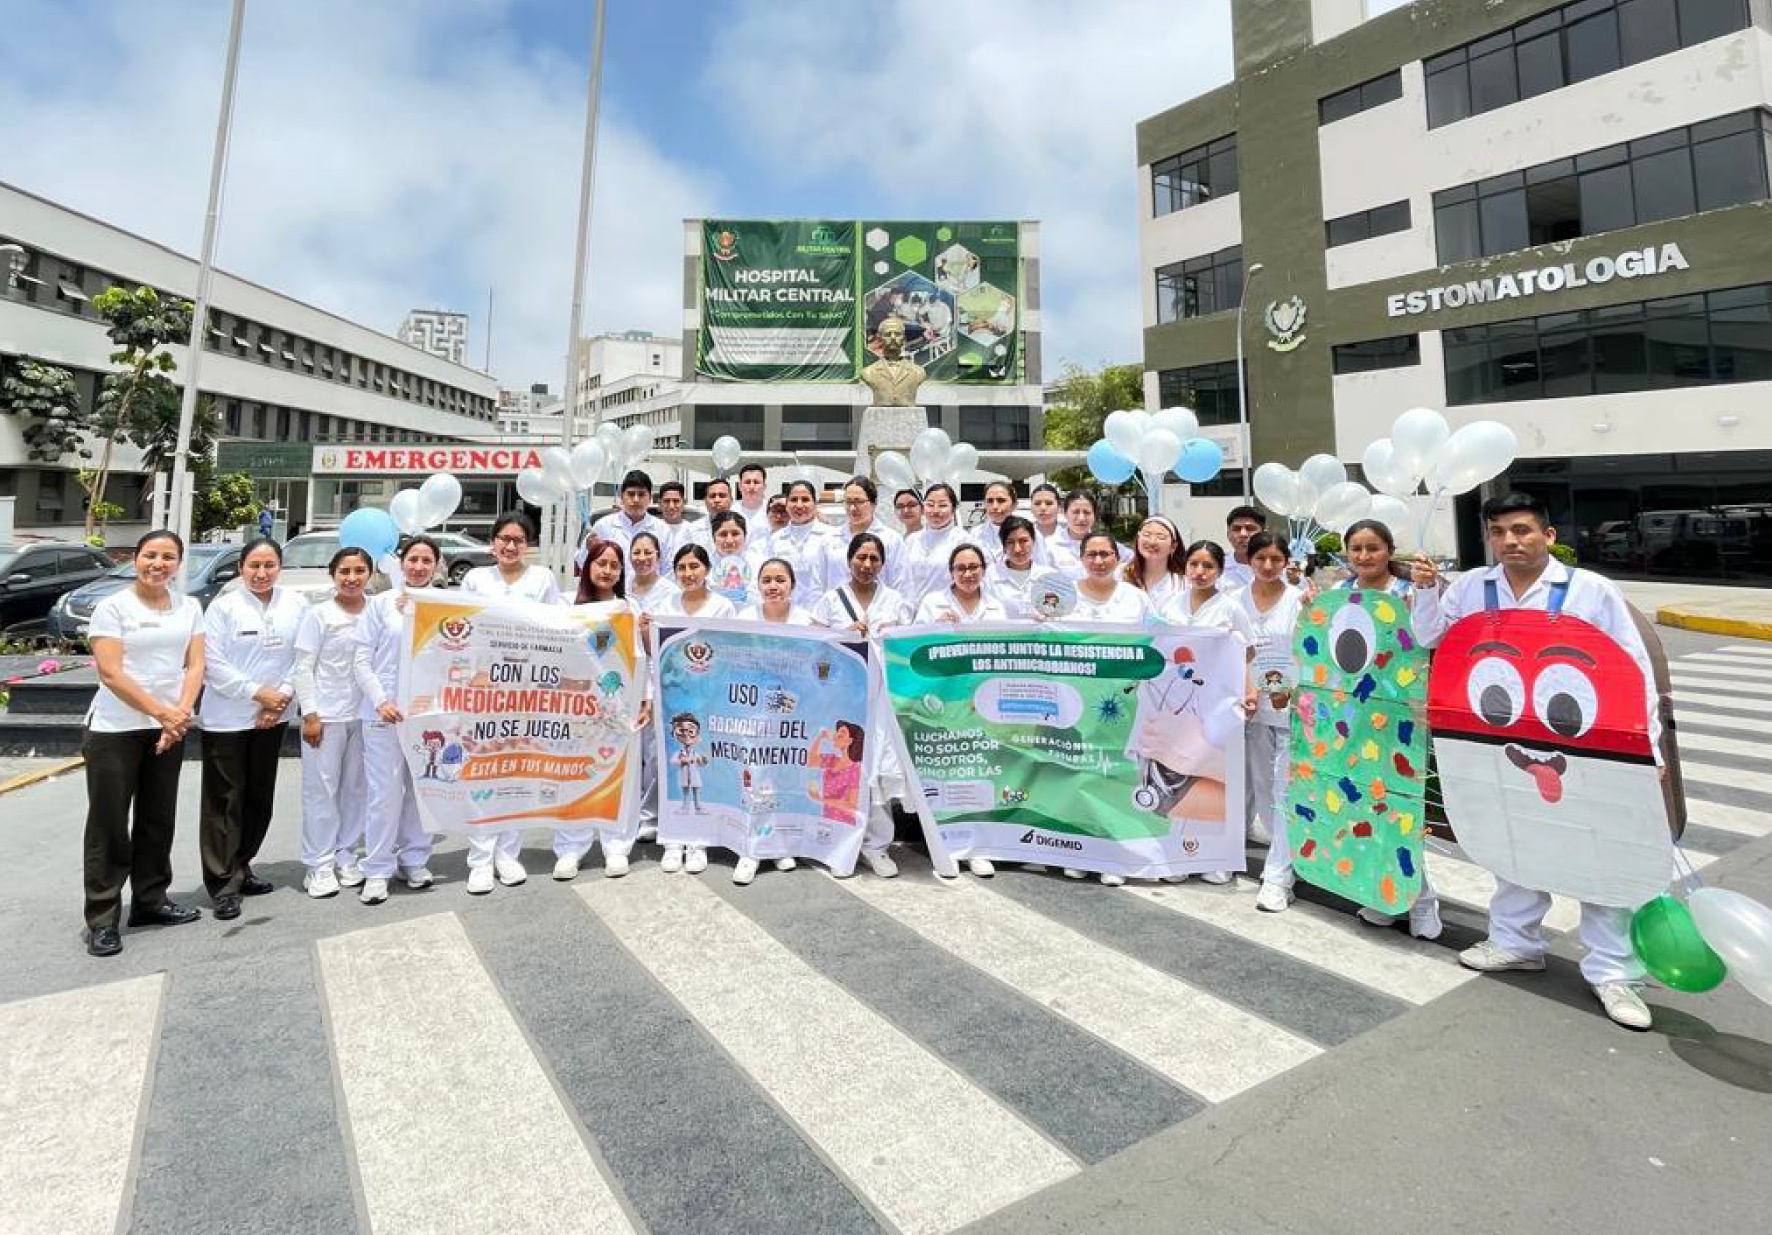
[1137,0,1772,580]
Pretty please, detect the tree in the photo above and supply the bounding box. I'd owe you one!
[132,393,219,481]
[0,358,88,464]
[194,470,260,538]
[1042,361,1145,491]
[86,285,193,540]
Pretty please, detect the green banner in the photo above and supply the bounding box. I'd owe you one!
[696,220,858,382]
[861,221,1019,383]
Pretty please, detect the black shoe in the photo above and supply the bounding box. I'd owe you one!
[86,926,122,957]
[213,895,243,921]
[127,901,203,928]
[239,873,273,897]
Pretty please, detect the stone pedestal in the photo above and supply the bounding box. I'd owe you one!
[854,405,928,464]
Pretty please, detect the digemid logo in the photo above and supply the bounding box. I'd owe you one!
[1019,829,1083,852]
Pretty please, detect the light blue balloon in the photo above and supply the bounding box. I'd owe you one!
[1175,437,1224,483]
[1086,439,1135,484]
[338,507,399,559]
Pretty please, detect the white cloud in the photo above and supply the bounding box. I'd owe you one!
[0,0,718,396]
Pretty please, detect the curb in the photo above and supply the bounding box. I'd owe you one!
[0,756,84,796]
[1656,606,1772,642]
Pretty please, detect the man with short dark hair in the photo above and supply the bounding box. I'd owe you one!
[703,476,733,517]
[737,463,770,548]
[591,469,666,578]
[655,480,699,559]
[1223,505,1266,588]
[1412,491,1663,1031]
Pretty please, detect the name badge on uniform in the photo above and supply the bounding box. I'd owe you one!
[261,634,285,650]
[237,628,261,640]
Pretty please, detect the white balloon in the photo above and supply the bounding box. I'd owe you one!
[538,447,574,496]
[1690,887,1772,1007]
[948,442,979,476]
[875,450,915,491]
[1137,428,1183,475]
[376,552,400,580]
[622,424,653,465]
[1436,420,1519,495]
[1299,452,1348,494]
[710,435,742,474]
[388,488,427,535]
[418,472,463,526]
[1366,495,1412,542]
[516,468,561,507]
[596,422,623,453]
[911,428,951,482]
[1103,409,1145,458]
[570,440,607,490]
[1313,481,1373,534]
[1151,406,1199,442]
[1361,438,1416,499]
[1252,462,1301,517]
[1391,407,1450,477]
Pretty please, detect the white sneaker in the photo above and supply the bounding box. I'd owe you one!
[1357,907,1398,928]
[335,862,365,888]
[401,865,434,890]
[1256,881,1293,913]
[359,877,389,905]
[733,857,760,885]
[684,847,708,874]
[1247,817,1272,846]
[775,857,797,871]
[467,866,495,895]
[968,857,995,877]
[1594,982,1652,1030]
[304,866,339,899]
[661,845,684,874]
[1160,873,1190,884]
[1200,870,1233,886]
[1459,940,1546,972]
[1099,873,1125,887]
[1062,868,1086,880]
[494,854,527,886]
[604,853,630,878]
[863,850,899,878]
[553,856,580,881]
[1408,898,1444,941]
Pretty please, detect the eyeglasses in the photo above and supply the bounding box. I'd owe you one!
[844,497,870,507]
[1082,550,1118,561]
[953,563,984,573]
[494,535,528,547]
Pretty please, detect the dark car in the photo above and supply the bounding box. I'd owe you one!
[47,543,243,641]
[430,531,497,584]
[0,543,117,633]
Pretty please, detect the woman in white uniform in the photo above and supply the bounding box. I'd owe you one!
[823,476,905,593]
[763,480,836,607]
[968,480,1025,569]
[655,543,738,875]
[292,546,372,899]
[1047,490,1131,577]
[1233,532,1307,913]
[1123,516,1187,611]
[728,557,815,885]
[200,537,308,919]
[893,488,924,537]
[625,531,680,614]
[812,533,911,879]
[1028,482,1064,561]
[352,535,442,904]
[81,530,206,957]
[1071,530,1157,623]
[459,511,562,892]
[900,482,969,603]
[986,517,1071,618]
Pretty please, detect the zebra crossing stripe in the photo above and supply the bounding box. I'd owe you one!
[1684,800,1772,837]
[1714,644,1772,658]
[1681,758,1772,798]
[1672,690,1772,717]
[0,974,163,1235]
[1670,667,1772,691]
[1118,882,1475,1005]
[1677,653,1772,674]
[837,873,1320,1104]
[316,912,639,1235]
[1675,729,1770,761]
[577,872,1077,1235]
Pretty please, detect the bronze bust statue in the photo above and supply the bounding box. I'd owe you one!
[861,316,927,407]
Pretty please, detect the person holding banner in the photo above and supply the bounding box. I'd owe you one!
[1233,532,1307,913]
[900,482,969,602]
[1124,516,1188,610]
[706,512,760,608]
[622,532,680,614]
[199,537,305,919]
[459,512,561,892]
[825,476,905,593]
[893,488,924,536]
[764,479,837,607]
[986,517,1070,619]
[655,544,737,875]
[292,547,373,900]
[351,536,441,905]
[1071,530,1157,623]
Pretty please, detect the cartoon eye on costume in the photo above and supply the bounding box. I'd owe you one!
[1328,604,1376,675]
[1466,658,1525,728]
[1532,662,1598,738]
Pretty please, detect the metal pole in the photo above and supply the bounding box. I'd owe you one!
[484,285,494,373]
[553,0,606,579]
[169,0,247,566]
[1234,261,1264,503]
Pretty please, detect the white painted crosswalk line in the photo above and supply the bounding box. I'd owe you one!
[317,913,637,1235]
[0,975,163,1235]
[1682,757,1772,798]
[1678,653,1772,675]
[1675,729,1769,761]
[1714,644,1772,659]
[1672,690,1772,717]
[1121,883,1475,1004]
[838,874,1319,1103]
[1670,667,1772,691]
[1684,800,1772,837]
[1425,848,1581,933]
[578,872,1075,1235]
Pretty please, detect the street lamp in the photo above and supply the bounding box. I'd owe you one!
[0,243,27,290]
[1234,261,1265,502]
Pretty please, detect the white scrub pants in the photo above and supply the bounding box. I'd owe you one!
[1487,878,1643,986]
[864,689,904,856]
[300,719,366,870]
[553,731,647,861]
[1248,723,1293,886]
[361,718,433,879]
[467,828,523,868]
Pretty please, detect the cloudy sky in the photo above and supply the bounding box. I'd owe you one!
[0,0,1408,391]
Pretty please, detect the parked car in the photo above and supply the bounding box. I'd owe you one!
[277,531,353,602]
[0,543,118,634]
[430,531,496,583]
[47,543,243,641]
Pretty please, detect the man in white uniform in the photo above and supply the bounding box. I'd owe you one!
[655,480,703,558]
[1412,492,1662,1031]
[736,463,771,549]
[1222,506,1264,590]
[591,470,668,577]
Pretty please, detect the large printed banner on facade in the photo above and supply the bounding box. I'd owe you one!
[397,590,642,835]
[882,623,1246,877]
[697,220,858,381]
[654,618,876,874]
[696,218,1019,383]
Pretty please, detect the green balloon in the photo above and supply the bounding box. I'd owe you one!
[1631,895,1728,993]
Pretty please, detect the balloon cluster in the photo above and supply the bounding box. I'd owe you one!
[339,471,466,566]
[516,423,655,508]
[873,428,979,492]
[1631,884,1772,1007]
[1084,408,1223,502]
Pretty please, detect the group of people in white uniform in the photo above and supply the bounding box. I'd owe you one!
[77,473,1663,1032]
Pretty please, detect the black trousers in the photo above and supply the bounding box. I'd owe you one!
[199,725,286,898]
[83,728,186,931]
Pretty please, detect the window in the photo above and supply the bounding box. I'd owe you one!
[1151,134,1238,216]
[1155,246,1243,322]
[1433,109,1770,261]
[1157,361,1242,426]
[1425,0,1750,128]
[692,406,764,450]
[1332,334,1421,374]
[959,406,1032,449]
[1325,200,1412,247]
[780,406,852,449]
[1319,70,1403,125]
[1443,283,1772,403]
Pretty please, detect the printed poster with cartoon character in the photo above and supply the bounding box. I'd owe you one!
[882,623,1245,877]
[397,590,641,835]
[653,618,875,874]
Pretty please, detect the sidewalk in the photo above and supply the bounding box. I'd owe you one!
[1612,580,1772,642]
